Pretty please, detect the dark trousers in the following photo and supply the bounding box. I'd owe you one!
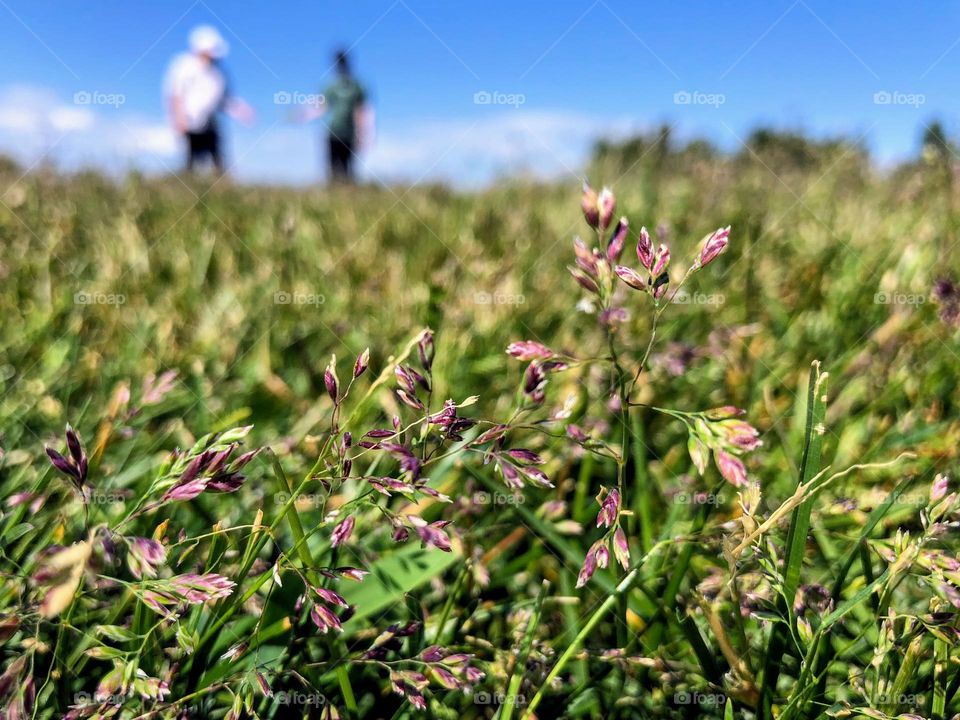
[186,128,223,174]
[328,136,355,183]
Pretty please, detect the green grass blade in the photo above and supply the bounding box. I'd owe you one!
[760,361,828,717]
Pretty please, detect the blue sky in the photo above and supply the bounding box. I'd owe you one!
[1,0,960,186]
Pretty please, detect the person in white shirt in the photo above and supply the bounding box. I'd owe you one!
[163,26,254,174]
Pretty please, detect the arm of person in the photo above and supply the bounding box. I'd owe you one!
[354,103,374,150]
[289,97,327,124]
[168,94,188,134]
[224,97,256,126]
[163,58,188,133]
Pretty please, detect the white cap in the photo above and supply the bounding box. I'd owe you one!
[189,25,229,59]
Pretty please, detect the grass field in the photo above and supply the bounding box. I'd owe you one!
[2,133,960,718]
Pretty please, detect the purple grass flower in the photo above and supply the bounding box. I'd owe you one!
[606,217,628,262]
[651,244,671,276]
[493,459,521,489]
[162,476,208,502]
[570,266,600,293]
[141,573,235,615]
[573,236,598,275]
[409,516,453,552]
[615,265,647,291]
[523,362,547,405]
[721,420,763,452]
[255,671,272,697]
[597,187,616,231]
[699,226,730,268]
[506,341,555,362]
[580,182,600,228]
[126,537,167,579]
[576,546,598,588]
[354,347,370,379]
[431,666,462,690]
[932,473,950,503]
[331,516,355,547]
[519,465,553,488]
[596,488,620,528]
[324,357,340,402]
[704,405,746,420]
[715,449,748,488]
[418,330,435,371]
[396,388,425,411]
[310,603,344,633]
[45,424,89,490]
[331,567,368,582]
[613,527,630,569]
[141,370,178,406]
[505,448,543,465]
[314,587,349,607]
[420,645,445,662]
[566,424,588,442]
[636,227,654,270]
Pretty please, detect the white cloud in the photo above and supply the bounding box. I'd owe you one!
[115,122,178,156]
[0,84,178,173]
[49,106,95,133]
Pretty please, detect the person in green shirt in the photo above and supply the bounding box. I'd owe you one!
[317,50,372,183]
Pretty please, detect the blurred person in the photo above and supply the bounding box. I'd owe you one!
[295,49,373,183]
[164,25,254,175]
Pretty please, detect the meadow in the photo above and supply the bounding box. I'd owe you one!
[1,130,959,719]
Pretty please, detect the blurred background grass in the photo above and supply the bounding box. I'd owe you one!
[1,127,955,487]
